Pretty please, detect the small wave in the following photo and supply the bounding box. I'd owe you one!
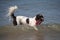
[0,23,60,32]
[44,23,60,31]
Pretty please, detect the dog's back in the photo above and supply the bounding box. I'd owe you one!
[16,16,29,25]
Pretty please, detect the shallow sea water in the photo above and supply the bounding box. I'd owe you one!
[0,24,60,40]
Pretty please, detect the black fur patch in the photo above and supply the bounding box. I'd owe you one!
[11,13,17,26]
[13,17,17,26]
[26,18,29,24]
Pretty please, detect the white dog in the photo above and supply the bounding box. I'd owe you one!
[8,6,44,31]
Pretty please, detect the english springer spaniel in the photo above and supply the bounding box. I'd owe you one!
[8,6,44,31]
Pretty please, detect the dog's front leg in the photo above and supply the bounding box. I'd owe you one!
[32,26,38,31]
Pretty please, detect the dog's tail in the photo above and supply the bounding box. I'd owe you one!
[8,5,18,25]
[8,5,18,18]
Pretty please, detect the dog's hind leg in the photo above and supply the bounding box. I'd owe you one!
[16,18,23,25]
[20,22,23,25]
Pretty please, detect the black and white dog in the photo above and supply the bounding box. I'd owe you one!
[8,6,44,31]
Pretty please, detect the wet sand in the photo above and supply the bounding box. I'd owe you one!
[0,25,60,40]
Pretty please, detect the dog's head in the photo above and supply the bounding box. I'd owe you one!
[35,14,44,22]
